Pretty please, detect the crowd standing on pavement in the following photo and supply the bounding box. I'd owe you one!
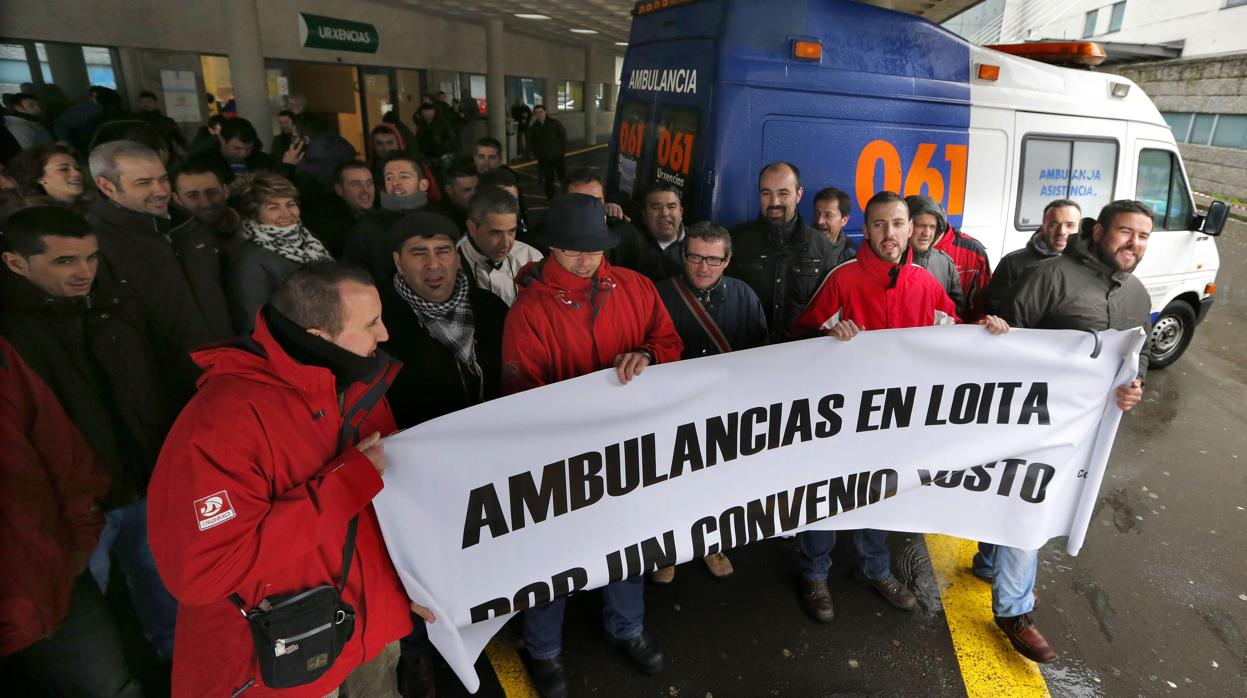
[0,84,1153,698]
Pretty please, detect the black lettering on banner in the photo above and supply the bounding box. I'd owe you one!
[607,530,677,580]
[925,385,947,426]
[467,567,589,623]
[513,581,551,612]
[509,461,569,532]
[777,488,805,530]
[883,387,916,429]
[605,441,640,497]
[705,412,739,466]
[949,384,980,424]
[804,479,829,524]
[469,596,510,624]
[719,506,748,550]
[639,433,664,486]
[568,451,604,511]
[781,398,813,447]
[829,472,858,514]
[1019,462,1055,503]
[670,423,705,478]
[691,516,718,557]
[857,389,884,432]
[996,458,1025,496]
[996,382,1022,423]
[746,495,777,541]
[740,407,767,455]
[962,463,994,491]
[462,483,509,549]
[1019,382,1051,425]
[815,393,844,437]
[975,383,997,424]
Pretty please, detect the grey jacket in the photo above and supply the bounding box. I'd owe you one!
[225,242,303,333]
[1007,231,1152,379]
[911,246,965,317]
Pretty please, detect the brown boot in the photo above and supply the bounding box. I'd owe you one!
[856,571,917,611]
[995,613,1058,663]
[800,579,835,623]
[703,552,734,578]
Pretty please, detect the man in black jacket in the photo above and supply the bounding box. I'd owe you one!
[0,206,179,662]
[984,198,1080,315]
[528,105,567,200]
[379,211,507,696]
[978,199,1153,666]
[87,140,233,400]
[202,118,276,183]
[344,155,430,286]
[728,162,837,342]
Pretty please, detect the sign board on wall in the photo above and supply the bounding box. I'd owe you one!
[298,12,380,54]
[160,70,200,123]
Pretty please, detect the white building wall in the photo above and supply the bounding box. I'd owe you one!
[1014,0,1247,56]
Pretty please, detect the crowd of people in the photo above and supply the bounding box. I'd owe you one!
[0,85,1152,698]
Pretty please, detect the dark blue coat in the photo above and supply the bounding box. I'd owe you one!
[657,275,769,359]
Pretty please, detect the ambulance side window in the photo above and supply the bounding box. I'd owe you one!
[653,106,700,210]
[1016,136,1118,229]
[1136,149,1194,231]
[615,100,652,198]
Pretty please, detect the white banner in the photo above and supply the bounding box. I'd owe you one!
[374,325,1144,691]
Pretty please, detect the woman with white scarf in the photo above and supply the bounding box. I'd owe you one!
[225,172,333,332]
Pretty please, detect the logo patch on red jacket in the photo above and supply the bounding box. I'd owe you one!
[194,490,236,531]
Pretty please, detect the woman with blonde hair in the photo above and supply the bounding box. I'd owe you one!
[226,172,332,331]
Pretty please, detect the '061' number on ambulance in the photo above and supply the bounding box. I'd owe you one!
[855,140,968,217]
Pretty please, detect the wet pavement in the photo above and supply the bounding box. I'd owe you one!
[457,148,1247,697]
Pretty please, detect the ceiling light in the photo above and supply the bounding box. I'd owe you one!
[514,13,550,20]
[615,42,628,46]
[570,28,599,34]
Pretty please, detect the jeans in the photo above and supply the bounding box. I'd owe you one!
[974,543,1038,617]
[2,573,142,698]
[796,529,892,582]
[523,576,644,660]
[90,498,178,658]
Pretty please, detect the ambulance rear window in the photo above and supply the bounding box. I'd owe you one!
[1016,136,1118,229]
[615,100,651,198]
[653,106,700,208]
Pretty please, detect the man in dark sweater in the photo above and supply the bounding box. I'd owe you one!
[984,198,1080,315]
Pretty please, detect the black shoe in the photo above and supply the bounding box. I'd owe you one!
[528,655,568,698]
[610,631,665,675]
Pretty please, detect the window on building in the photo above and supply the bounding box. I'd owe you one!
[555,80,584,113]
[1108,2,1126,32]
[1189,114,1217,145]
[1211,114,1247,149]
[1082,9,1099,37]
[506,75,547,110]
[1017,136,1118,229]
[0,40,119,101]
[594,82,613,112]
[1136,149,1193,231]
[1225,0,1247,8]
[1162,112,1194,142]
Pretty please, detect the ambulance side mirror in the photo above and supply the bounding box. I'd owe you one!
[1198,200,1229,237]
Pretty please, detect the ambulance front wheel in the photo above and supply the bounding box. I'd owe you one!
[1149,301,1197,369]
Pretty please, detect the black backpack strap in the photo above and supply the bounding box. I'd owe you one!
[337,516,359,591]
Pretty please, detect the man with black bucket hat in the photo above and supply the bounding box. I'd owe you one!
[501,193,683,698]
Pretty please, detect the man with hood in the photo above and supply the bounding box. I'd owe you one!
[916,193,993,323]
[501,193,683,698]
[791,190,1009,624]
[904,195,965,314]
[345,155,431,285]
[728,162,838,342]
[978,199,1152,665]
[148,261,425,698]
[984,199,1081,315]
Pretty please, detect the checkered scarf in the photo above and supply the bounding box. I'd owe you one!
[241,219,331,265]
[393,270,477,368]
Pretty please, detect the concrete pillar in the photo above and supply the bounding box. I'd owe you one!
[46,44,90,101]
[584,47,599,145]
[225,0,273,146]
[486,18,507,157]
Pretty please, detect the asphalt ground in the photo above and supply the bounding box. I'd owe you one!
[433,146,1247,698]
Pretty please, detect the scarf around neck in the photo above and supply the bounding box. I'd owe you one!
[242,218,332,265]
[393,270,478,368]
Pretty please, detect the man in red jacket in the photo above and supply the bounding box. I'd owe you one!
[912,194,993,323]
[148,262,429,698]
[502,193,682,698]
[0,337,139,697]
[790,191,1008,624]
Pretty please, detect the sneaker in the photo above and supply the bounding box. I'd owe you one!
[528,654,568,698]
[703,552,734,578]
[610,631,665,675]
[856,571,918,611]
[650,566,675,584]
[995,613,1057,663]
[800,579,835,623]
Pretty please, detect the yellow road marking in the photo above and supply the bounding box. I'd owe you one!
[925,534,1050,698]
[509,143,608,169]
[485,637,541,697]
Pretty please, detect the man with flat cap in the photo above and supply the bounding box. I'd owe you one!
[378,210,508,696]
[501,193,683,698]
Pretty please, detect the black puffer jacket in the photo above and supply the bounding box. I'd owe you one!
[727,214,837,342]
[1007,230,1152,379]
[985,232,1061,316]
[0,268,174,508]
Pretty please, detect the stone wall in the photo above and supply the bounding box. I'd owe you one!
[1111,55,1247,198]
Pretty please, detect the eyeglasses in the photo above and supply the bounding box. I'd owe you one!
[553,248,605,258]
[685,253,727,267]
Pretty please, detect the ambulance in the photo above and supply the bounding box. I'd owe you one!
[607,0,1230,367]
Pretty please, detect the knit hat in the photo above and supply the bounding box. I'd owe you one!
[389,211,460,253]
[904,195,948,237]
[545,193,621,252]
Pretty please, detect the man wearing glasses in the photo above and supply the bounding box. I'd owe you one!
[500,193,683,698]
[648,221,768,585]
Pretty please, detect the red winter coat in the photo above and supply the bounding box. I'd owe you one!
[502,257,683,394]
[791,241,960,337]
[147,314,412,698]
[933,226,993,323]
[0,337,108,655]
